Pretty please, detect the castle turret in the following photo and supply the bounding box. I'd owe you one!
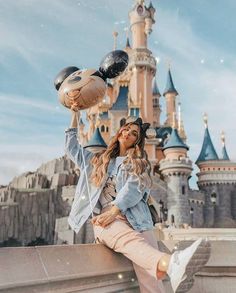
[128,0,156,124]
[196,114,219,164]
[196,115,236,228]
[84,128,107,153]
[163,69,178,127]
[177,102,187,141]
[152,78,161,127]
[159,127,193,227]
[221,131,230,160]
[109,86,129,135]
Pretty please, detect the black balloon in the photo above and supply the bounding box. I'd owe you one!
[99,50,129,79]
[54,66,79,91]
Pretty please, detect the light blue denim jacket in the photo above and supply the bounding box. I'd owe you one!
[65,128,154,233]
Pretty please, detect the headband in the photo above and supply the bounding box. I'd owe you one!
[132,117,150,138]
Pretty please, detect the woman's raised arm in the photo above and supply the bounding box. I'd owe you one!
[70,110,80,128]
[65,110,93,168]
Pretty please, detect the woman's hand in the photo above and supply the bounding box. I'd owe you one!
[91,205,120,227]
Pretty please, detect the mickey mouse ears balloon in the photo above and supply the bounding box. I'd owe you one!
[99,50,129,79]
[58,69,107,111]
[54,66,79,90]
[54,50,129,111]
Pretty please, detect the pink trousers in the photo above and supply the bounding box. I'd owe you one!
[93,217,165,293]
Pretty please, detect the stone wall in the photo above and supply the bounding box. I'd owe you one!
[0,188,57,245]
[188,190,205,228]
[10,173,49,190]
[199,184,236,228]
[0,156,77,246]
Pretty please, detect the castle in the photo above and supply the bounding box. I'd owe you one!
[80,0,236,229]
[0,0,236,248]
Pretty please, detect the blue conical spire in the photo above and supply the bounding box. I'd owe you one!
[85,128,107,148]
[126,37,131,48]
[148,1,154,9]
[152,78,161,97]
[163,69,178,96]
[221,132,230,160]
[222,146,230,160]
[196,118,219,163]
[163,128,189,150]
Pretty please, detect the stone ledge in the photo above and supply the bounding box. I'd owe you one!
[0,244,139,293]
[0,241,236,293]
[159,228,236,241]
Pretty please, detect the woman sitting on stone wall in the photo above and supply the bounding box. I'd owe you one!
[65,110,209,293]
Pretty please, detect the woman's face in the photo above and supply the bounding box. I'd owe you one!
[118,124,140,150]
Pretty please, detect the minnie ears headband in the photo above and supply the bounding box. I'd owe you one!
[123,117,151,137]
[133,117,150,137]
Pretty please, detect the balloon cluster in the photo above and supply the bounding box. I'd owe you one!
[54,50,129,111]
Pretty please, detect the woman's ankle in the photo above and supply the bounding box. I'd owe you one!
[156,254,171,278]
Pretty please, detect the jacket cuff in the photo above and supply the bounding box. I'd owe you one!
[65,127,78,133]
[112,199,127,214]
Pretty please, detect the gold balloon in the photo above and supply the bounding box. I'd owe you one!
[58,69,106,111]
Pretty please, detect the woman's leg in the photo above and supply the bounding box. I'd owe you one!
[93,218,165,285]
[93,219,210,293]
[132,229,165,293]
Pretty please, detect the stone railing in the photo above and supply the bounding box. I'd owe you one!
[158,227,236,241]
[0,239,235,293]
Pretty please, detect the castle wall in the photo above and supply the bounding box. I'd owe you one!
[165,174,191,226]
[231,187,236,219]
[188,190,205,228]
[199,184,236,228]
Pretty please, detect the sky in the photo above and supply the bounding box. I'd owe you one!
[0,0,236,187]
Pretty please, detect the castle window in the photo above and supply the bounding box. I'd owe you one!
[129,108,139,117]
[153,98,158,107]
[101,125,105,132]
[182,185,185,195]
[106,126,109,132]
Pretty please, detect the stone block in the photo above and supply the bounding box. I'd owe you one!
[0,247,48,289]
[51,174,68,187]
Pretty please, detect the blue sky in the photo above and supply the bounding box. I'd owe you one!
[0,0,236,186]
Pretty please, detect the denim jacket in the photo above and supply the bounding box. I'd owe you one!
[65,128,154,233]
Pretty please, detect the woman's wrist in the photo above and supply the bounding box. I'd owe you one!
[70,110,80,128]
[110,205,120,216]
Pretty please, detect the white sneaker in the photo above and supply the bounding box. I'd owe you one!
[167,238,210,292]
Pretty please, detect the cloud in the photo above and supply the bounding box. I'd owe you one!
[0,93,59,112]
[0,143,64,185]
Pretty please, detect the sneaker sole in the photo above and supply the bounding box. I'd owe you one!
[176,239,211,292]
[175,276,194,293]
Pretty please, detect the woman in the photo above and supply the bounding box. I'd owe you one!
[65,110,208,293]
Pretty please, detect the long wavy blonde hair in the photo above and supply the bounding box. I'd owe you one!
[90,122,152,188]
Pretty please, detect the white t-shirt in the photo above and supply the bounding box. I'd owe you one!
[99,156,126,209]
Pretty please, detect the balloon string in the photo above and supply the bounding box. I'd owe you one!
[76,113,94,218]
